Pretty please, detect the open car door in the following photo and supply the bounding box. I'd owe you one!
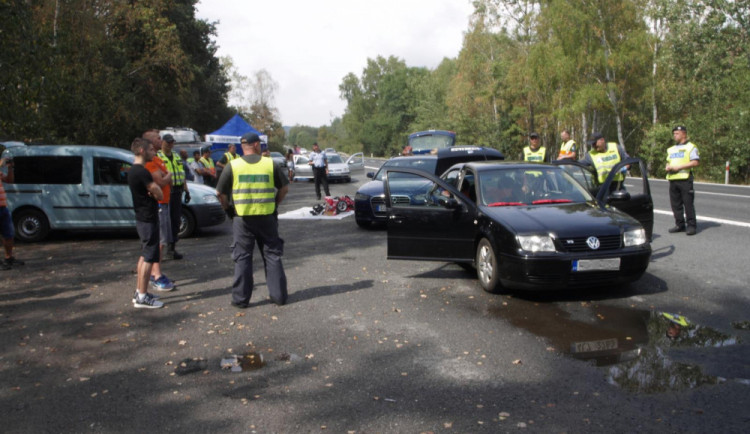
[554,158,653,240]
[597,158,654,241]
[346,152,364,171]
[384,168,476,263]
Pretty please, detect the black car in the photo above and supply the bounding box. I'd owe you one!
[383,158,652,292]
[354,146,504,228]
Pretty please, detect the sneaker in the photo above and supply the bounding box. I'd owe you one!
[231,301,250,309]
[151,274,175,284]
[686,226,697,236]
[3,256,24,266]
[150,275,175,291]
[134,292,164,309]
[133,291,160,302]
[668,225,685,233]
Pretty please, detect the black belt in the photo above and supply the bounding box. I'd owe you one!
[172,184,184,191]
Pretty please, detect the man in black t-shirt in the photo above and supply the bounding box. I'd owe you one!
[128,138,165,309]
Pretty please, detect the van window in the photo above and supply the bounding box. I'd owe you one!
[94,157,131,185]
[12,156,83,184]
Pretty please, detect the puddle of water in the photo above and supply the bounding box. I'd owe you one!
[488,300,739,393]
[220,352,265,372]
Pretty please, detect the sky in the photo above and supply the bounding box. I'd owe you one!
[195,0,475,127]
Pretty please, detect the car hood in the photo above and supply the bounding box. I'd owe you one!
[482,202,638,237]
[357,179,385,197]
[187,182,218,197]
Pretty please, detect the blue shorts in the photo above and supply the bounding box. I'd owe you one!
[136,220,160,263]
[0,206,14,240]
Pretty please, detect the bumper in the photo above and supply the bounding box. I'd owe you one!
[188,203,226,228]
[497,248,651,290]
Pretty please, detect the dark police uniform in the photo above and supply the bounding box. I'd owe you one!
[216,154,289,307]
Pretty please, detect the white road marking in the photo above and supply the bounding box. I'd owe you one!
[653,209,750,228]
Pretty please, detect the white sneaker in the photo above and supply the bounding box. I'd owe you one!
[134,292,164,309]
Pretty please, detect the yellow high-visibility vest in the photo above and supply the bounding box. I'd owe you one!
[666,142,697,181]
[523,146,546,162]
[558,140,576,159]
[589,142,624,183]
[231,157,275,216]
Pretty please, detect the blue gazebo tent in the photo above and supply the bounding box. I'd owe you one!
[205,114,266,155]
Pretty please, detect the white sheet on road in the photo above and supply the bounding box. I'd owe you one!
[278,207,353,220]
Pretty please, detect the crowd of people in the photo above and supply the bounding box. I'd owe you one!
[520,127,700,235]
[127,131,290,309]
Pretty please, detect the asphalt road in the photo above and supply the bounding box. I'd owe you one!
[1,167,748,433]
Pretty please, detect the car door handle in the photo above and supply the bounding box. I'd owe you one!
[79,193,91,198]
[389,215,405,223]
[96,194,108,198]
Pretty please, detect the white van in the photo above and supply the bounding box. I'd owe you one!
[2,145,225,242]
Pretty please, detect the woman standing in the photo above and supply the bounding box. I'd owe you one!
[285,149,295,182]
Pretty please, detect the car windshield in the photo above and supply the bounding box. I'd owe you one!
[409,134,455,152]
[478,167,593,207]
[270,152,284,158]
[327,154,344,164]
[374,158,437,181]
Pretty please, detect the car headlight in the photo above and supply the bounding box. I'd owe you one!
[202,194,219,204]
[517,235,556,252]
[355,192,370,201]
[623,228,647,246]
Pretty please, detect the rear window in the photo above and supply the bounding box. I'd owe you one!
[374,158,437,181]
[11,156,83,184]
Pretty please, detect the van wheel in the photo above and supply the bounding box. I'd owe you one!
[179,208,196,238]
[476,238,502,293]
[14,209,50,242]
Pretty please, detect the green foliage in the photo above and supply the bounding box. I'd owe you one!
[0,0,230,148]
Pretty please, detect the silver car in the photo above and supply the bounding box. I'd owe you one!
[292,152,364,183]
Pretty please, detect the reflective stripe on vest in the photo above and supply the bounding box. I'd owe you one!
[158,150,186,186]
[590,142,623,183]
[224,152,239,162]
[523,146,546,162]
[558,140,576,159]
[231,157,275,216]
[666,142,696,181]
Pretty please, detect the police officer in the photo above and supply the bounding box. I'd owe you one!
[308,142,330,199]
[557,129,577,160]
[216,143,239,170]
[158,134,189,260]
[581,132,630,191]
[666,125,700,235]
[216,132,289,308]
[523,132,550,162]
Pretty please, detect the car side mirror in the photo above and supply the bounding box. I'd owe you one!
[367,172,375,179]
[607,190,631,202]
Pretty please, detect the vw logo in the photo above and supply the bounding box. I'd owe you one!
[586,236,600,250]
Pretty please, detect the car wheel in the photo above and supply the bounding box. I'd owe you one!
[476,238,502,293]
[14,209,50,242]
[179,208,197,238]
[355,218,370,229]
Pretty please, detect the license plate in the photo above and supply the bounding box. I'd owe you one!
[375,204,387,212]
[572,258,620,271]
[571,338,618,353]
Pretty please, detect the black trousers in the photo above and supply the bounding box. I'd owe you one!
[169,185,183,243]
[669,177,696,229]
[231,214,287,306]
[313,166,330,198]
